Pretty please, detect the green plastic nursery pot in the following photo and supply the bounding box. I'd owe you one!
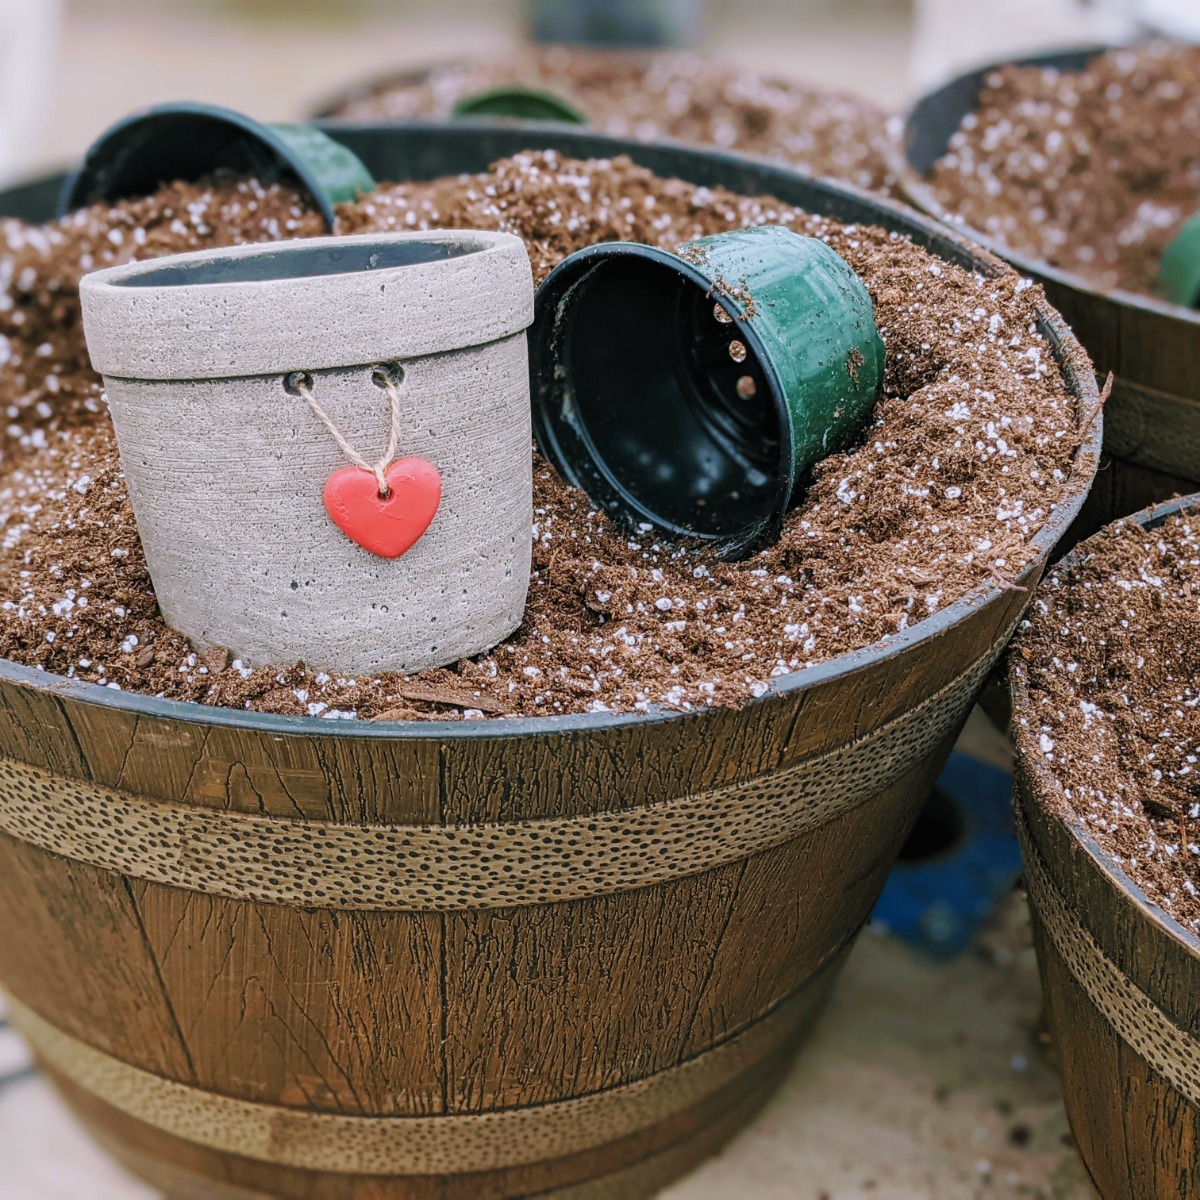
[529,225,884,556]
[1012,492,1200,1200]
[59,101,376,229]
[897,46,1200,546]
[452,85,587,123]
[1159,209,1200,309]
[0,126,1100,1200]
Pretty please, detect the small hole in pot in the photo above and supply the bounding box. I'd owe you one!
[713,304,733,324]
[728,340,747,363]
[283,371,312,395]
[736,375,757,399]
[372,363,405,389]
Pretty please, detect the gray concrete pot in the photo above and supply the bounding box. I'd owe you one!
[79,230,535,676]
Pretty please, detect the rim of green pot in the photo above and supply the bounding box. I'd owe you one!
[452,86,587,124]
[1158,209,1200,309]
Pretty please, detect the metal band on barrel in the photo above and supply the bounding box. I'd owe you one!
[1018,817,1200,1106]
[0,645,1003,910]
[7,979,828,1176]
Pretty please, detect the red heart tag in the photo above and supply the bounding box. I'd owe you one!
[323,458,442,559]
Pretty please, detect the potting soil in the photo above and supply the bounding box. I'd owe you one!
[0,152,1086,720]
[324,45,897,195]
[927,41,1200,298]
[1014,511,1200,931]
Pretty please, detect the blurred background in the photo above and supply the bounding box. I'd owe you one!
[1,0,1197,185]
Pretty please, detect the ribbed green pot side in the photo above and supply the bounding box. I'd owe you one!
[1159,209,1200,309]
[678,224,885,477]
[269,124,378,207]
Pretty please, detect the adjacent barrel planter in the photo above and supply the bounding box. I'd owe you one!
[0,127,1101,1199]
[1012,493,1200,1200]
[897,47,1200,543]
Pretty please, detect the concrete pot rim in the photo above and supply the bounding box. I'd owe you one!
[80,229,533,380]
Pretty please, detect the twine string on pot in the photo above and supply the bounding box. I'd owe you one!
[287,367,404,497]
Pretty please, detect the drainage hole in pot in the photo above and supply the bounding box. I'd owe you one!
[283,370,313,396]
[713,304,733,324]
[897,787,967,863]
[372,363,405,389]
[728,340,748,363]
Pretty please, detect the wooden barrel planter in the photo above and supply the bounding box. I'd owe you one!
[896,48,1200,546]
[1011,493,1200,1199]
[0,127,1100,1199]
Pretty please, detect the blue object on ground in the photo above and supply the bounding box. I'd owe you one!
[870,750,1022,960]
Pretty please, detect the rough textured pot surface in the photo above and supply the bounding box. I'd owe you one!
[0,127,1100,1200]
[897,48,1200,545]
[1012,493,1200,1200]
[79,229,535,676]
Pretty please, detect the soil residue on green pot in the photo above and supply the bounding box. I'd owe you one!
[0,152,1085,720]
[1013,510,1200,931]
[926,41,1200,299]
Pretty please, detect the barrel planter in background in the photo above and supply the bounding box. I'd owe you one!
[897,48,1200,545]
[0,128,1100,1199]
[1012,493,1200,1200]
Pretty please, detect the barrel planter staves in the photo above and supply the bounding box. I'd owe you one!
[0,126,1101,1199]
[897,47,1200,543]
[1012,493,1200,1200]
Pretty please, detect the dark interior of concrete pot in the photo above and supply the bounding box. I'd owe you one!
[117,238,476,287]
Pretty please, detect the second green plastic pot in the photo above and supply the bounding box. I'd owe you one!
[59,102,376,229]
[451,86,587,124]
[529,224,885,557]
[1159,209,1200,309]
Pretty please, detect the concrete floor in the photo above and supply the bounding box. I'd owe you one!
[0,4,1103,1197]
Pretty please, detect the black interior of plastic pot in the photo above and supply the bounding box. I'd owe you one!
[903,46,1106,178]
[63,110,298,214]
[0,172,64,223]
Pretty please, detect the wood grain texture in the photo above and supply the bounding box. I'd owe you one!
[0,636,987,1199]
